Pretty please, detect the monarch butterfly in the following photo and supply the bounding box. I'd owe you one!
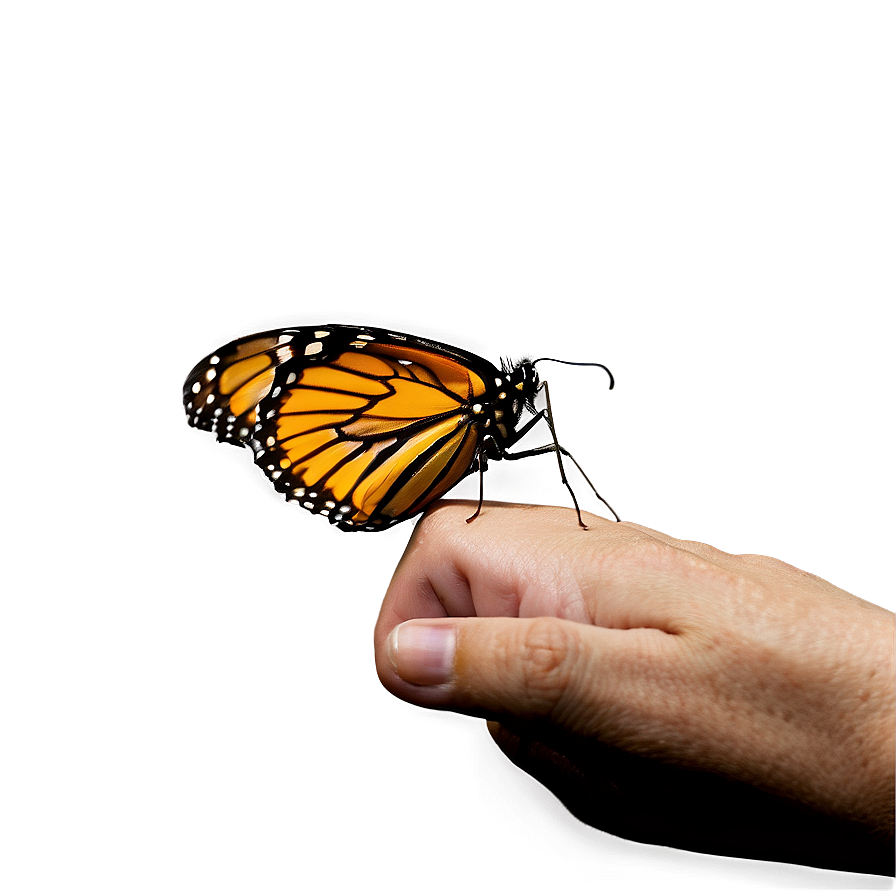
[182,324,618,532]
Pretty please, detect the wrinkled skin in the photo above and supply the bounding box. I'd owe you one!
[374,502,895,875]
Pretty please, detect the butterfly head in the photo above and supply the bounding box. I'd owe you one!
[501,358,541,415]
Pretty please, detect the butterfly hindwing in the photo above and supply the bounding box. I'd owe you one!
[249,329,493,530]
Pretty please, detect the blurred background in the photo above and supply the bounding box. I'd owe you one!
[2,2,893,892]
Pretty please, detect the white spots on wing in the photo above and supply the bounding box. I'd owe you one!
[278,334,293,344]
[205,394,215,404]
[276,345,294,363]
[266,436,276,447]
[305,341,323,356]
[191,382,201,394]
[314,330,330,338]
[285,372,297,385]
[209,355,220,365]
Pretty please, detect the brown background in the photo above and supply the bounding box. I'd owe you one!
[0,0,896,894]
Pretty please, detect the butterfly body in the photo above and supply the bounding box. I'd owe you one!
[183,324,616,531]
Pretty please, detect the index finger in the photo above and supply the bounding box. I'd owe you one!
[374,500,636,651]
[375,502,712,660]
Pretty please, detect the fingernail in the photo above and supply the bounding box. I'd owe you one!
[386,622,456,685]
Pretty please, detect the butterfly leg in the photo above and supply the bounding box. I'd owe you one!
[502,382,620,525]
[560,447,620,523]
[466,449,489,523]
[502,442,620,524]
[507,392,588,529]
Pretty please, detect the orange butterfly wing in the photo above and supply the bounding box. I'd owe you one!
[254,341,490,530]
[183,331,297,444]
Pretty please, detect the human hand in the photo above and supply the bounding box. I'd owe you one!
[374,503,895,875]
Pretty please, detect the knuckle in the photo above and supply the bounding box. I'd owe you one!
[516,619,581,717]
[413,501,475,547]
[412,501,453,537]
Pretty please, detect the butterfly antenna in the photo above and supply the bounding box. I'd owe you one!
[532,358,615,390]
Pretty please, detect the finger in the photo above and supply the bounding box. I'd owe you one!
[375,501,685,645]
[377,614,677,740]
[376,503,632,642]
[390,500,609,619]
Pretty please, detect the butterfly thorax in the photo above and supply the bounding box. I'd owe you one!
[476,359,539,461]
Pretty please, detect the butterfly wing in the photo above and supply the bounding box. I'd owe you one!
[184,326,500,531]
[183,328,304,444]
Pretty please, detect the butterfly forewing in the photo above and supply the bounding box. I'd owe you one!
[183,331,294,444]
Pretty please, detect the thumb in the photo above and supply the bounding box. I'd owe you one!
[382,616,619,727]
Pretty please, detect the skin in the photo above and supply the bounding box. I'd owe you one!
[373,502,895,875]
